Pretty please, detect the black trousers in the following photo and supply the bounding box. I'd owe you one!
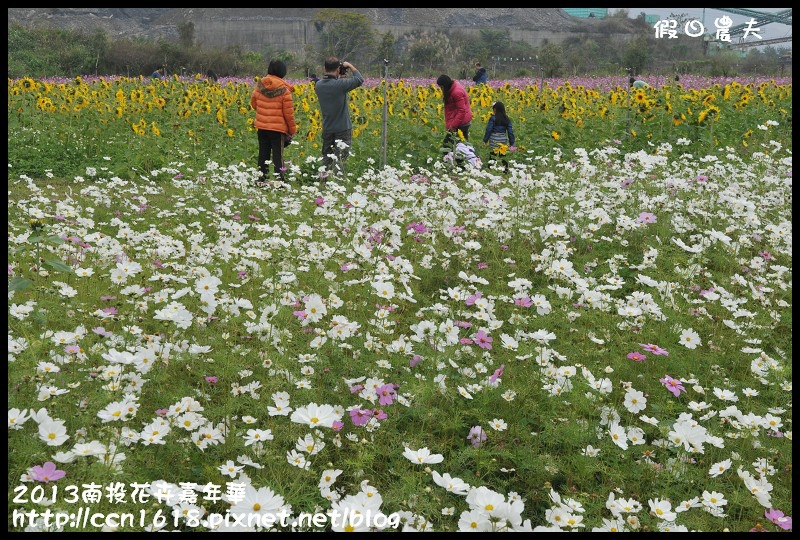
[257,129,287,181]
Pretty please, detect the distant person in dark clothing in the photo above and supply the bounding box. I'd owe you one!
[472,62,488,85]
[483,101,515,173]
[207,69,218,83]
[151,67,165,79]
[309,73,319,85]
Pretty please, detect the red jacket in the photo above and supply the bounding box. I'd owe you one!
[443,81,473,131]
[250,75,297,135]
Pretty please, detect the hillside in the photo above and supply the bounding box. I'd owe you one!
[8,8,625,52]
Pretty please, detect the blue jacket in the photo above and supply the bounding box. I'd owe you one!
[472,67,487,84]
[483,115,515,147]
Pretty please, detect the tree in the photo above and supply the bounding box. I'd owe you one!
[178,21,195,48]
[312,9,376,65]
[376,31,396,67]
[478,29,511,59]
[622,35,649,77]
[538,42,563,78]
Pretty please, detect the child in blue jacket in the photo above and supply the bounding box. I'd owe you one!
[483,101,515,172]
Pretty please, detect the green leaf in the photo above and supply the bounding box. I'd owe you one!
[44,234,66,245]
[44,258,74,274]
[8,276,34,292]
[32,309,48,327]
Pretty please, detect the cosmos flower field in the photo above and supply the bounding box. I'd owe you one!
[7,75,792,532]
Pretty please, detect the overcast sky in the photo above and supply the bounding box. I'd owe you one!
[610,7,792,45]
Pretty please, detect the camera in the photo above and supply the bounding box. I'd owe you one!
[338,62,348,76]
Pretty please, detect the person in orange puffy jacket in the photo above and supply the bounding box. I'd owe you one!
[251,59,297,185]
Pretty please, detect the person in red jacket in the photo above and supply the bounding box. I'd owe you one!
[436,74,473,163]
[251,59,297,186]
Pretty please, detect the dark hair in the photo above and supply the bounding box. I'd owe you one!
[436,75,454,105]
[267,60,287,79]
[324,57,340,73]
[492,101,510,127]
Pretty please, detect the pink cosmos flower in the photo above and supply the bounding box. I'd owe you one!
[640,343,669,356]
[377,384,397,406]
[627,351,647,362]
[293,310,307,320]
[765,508,792,530]
[488,364,505,384]
[30,462,66,483]
[350,384,364,394]
[659,375,686,397]
[349,408,373,426]
[514,297,533,308]
[410,355,423,368]
[204,376,218,384]
[473,329,493,350]
[467,426,487,448]
[465,292,483,306]
[459,338,474,345]
[332,420,344,432]
[155,408,169,417]
[373,409,388,421]
[637,212,657,224]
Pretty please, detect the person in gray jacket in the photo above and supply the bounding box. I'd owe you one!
[313,57,364,178]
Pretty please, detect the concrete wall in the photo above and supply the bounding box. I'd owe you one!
[191,19,633,55]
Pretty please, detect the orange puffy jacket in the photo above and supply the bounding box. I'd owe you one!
[250,75,297,136]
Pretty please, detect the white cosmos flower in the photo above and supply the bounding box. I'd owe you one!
[243,429,274,446]
[8,408,30,430]
[38,420,69,446]
[701,490,727,509]
[709,459,732,478]
[608,422,628,450]
[431,471,470,495]
[678,327,701,349]
[290,403,340,429]
[219,460,244,478]
[402,446,444,465]
[581,445,601,457]
[648,498,677,521]
[458,509,493,532]
[623,389,647,414]
[489,418,508,431]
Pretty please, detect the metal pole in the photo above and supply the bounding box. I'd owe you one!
[626,67,632,137]
[381,59,389,169]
